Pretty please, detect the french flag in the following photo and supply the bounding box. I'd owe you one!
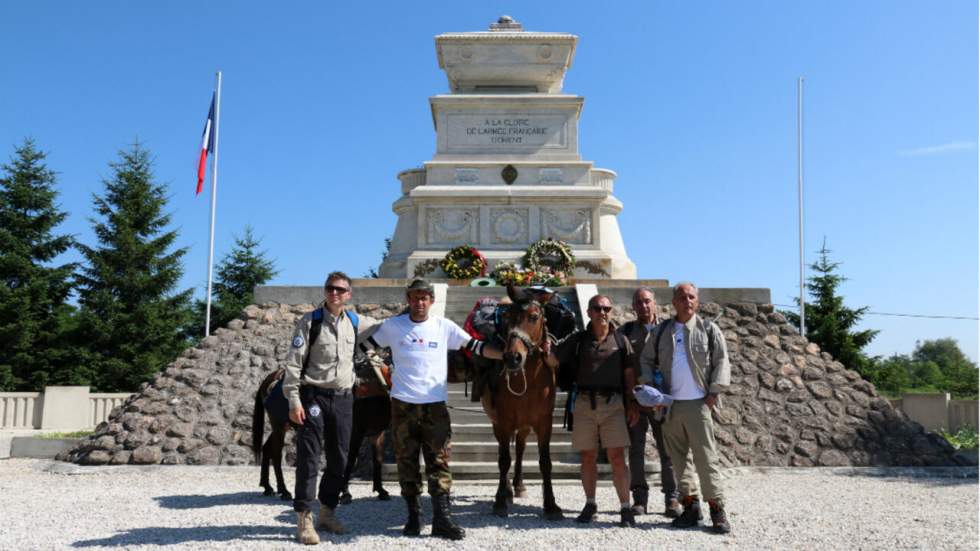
[196,94,216,194]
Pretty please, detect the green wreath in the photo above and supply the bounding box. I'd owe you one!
[522,238,575,274]
[441,245,487,279]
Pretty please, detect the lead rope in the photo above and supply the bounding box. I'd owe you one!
[505,367,528,397]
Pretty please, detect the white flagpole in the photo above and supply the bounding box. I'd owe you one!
[797,76,806,336]
[204,70,222,337]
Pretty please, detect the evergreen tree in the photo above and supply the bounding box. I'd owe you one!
[785,240,879,375]
[193,225,277,336]
[0,139,77,391]
[74,143,192,392]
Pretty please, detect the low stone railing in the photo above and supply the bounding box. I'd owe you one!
[0,387,132,430]
[0,392,42,429]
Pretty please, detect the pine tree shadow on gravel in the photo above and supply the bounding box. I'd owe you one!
[154,491,292,509]
[71,525,294,547]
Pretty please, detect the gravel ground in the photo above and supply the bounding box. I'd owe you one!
[0,459,976,550]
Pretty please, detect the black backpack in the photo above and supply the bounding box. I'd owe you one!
[555,328,629,393]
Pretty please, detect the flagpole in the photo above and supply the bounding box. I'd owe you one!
[797,76,806,337]
[204,70,222,337]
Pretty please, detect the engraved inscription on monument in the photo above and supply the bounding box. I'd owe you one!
[447,114,567,149]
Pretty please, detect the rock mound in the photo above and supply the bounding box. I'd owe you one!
[60,303,403,466]
[63,301,962,467]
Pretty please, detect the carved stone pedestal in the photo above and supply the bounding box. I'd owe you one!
[379,16,636,279]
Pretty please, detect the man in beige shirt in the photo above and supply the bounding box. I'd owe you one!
[639,282,731,534]
[283,271,379,544]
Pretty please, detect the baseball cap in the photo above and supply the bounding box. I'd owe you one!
[633,385,674,407]
[406,278,434,295]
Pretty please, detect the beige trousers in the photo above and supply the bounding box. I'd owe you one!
[662,399,725,505]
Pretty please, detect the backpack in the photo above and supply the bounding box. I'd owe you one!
[263,308,361,423]
[555,327,629,393]
[462,297,503,360]
[544,295,577,341]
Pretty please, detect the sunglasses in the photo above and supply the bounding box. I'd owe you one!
[590,306,612,313]
[325,285,350,294]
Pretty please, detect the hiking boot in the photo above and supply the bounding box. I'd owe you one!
[317,506,349,534]
[619,507,637,527]
[671,496,702,529]
[575,502,598,523]
[296,511,320,545]
[665,497,683,518]
[709,500,732,534]
[631,489,648,516]
[431,494,465,540]
[403,496,422,536]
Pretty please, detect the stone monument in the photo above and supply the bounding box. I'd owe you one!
[379,16,637,279]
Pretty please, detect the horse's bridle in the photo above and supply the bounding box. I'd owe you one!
[502,303,547,397]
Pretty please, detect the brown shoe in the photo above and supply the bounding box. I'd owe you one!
[671,496,702,529]
[709,500,731,534]
[317,506,349,534]
[296,511,320,545]
[665,498,683,518]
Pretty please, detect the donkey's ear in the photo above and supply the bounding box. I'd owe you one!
[506,284,523,303]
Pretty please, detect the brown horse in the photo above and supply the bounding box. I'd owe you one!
[252,368,292,500]
[252,365,392,503]
[490,286,563,520]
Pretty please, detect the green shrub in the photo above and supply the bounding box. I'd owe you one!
[940,427,979,450]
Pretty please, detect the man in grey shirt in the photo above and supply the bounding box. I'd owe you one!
[283,271,379,545]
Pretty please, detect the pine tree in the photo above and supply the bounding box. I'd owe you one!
[0,139,77,391]
[74,143,193,392]
[785,240,879,375]
[194,225,277,336]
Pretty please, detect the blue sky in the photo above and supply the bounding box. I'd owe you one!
[2,1,977,360]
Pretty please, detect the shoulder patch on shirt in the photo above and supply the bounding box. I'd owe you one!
[428,341,439,348]
[292,335,305,348]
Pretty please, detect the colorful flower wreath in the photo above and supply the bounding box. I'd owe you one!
[441,245,487,279]
[491,262,566,287]
[522,238,575,275]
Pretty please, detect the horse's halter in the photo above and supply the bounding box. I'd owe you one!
[502,300,546,396]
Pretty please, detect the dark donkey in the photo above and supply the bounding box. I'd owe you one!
[252,365,393,502]
[340,362,392,504]
[252,368,292,500]
[490,285,564,520]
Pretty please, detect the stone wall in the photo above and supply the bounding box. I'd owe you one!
[60,303,403,467]
[62,301,964,467]
[608,302,962,467]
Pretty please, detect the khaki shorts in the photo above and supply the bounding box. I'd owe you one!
[571,393,630,451]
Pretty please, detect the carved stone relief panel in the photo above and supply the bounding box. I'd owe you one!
[426,207,479,245]
[540,207,591,244]
[489,207,529,245]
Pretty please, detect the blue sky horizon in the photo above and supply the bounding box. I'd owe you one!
[2,2,977,361]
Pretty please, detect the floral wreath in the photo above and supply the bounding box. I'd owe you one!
[441,245,487,279]
[522,238,575,274]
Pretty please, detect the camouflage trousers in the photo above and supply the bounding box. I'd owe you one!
[390,398,453,498]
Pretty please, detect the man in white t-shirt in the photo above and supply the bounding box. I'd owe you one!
[639,282,732,534]
[366,279,502,540]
